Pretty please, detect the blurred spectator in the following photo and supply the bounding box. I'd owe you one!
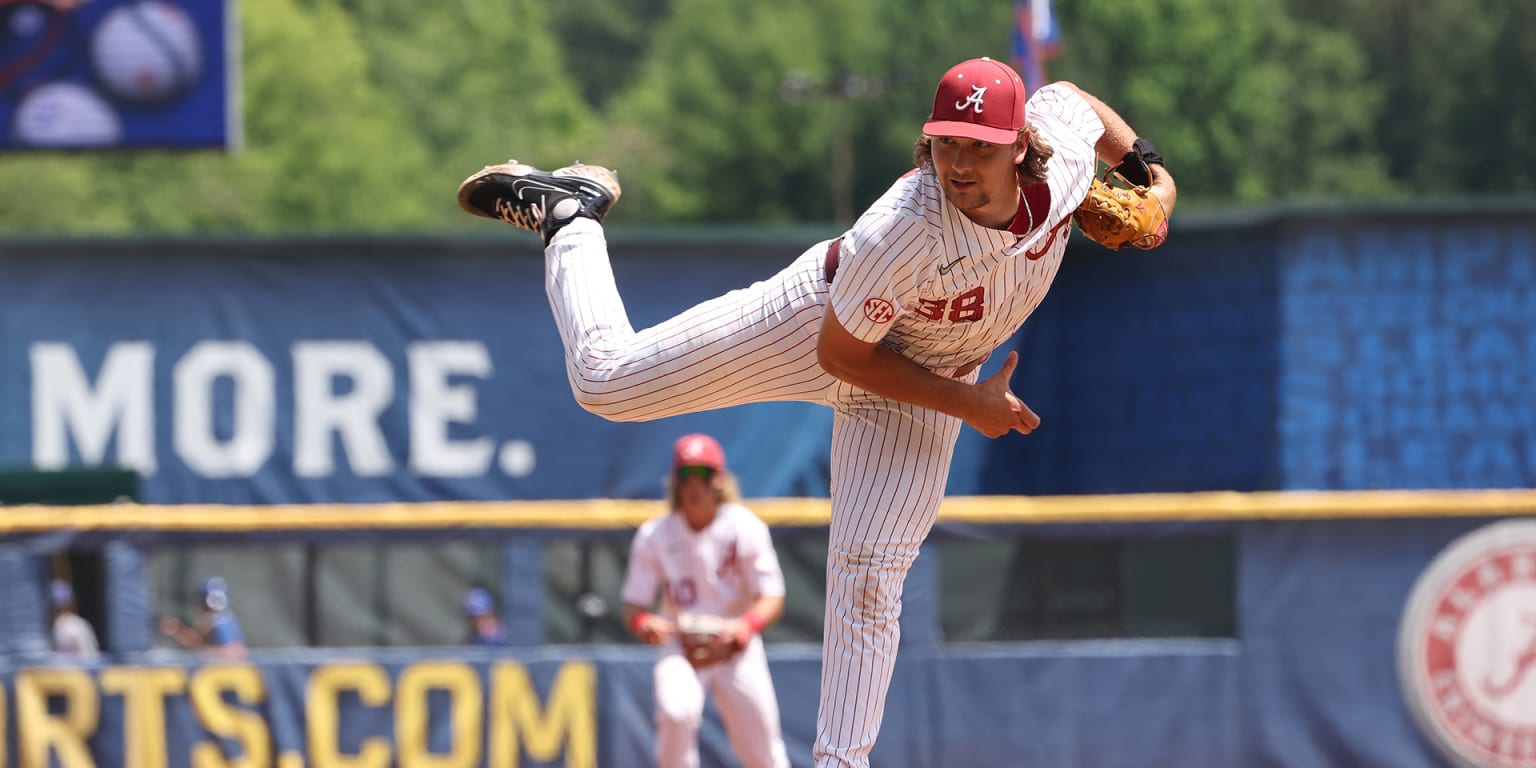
[160,576,246,658]
[49,579,100,660]
[462,587,508,646]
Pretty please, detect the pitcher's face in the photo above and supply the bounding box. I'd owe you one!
[930,135,1026,228]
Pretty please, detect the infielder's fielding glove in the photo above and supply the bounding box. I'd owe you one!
[677,613,738,668]
[1073,138,1170,251]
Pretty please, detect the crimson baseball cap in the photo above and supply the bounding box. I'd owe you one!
[922,57,1028,144]
[673,433,726,472]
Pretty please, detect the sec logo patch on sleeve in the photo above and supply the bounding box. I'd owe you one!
[862,298,895,323]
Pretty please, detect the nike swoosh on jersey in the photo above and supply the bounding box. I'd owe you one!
[937,257,965,275]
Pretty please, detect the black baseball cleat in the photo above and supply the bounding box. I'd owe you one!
[457,161,622,243]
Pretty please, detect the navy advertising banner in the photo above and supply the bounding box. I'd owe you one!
[0,238,835,504]
[1277,221,1536,490]
[993,212,1536,496]
[0,213,1532,505]
[0,0,234,150]
[0,652,606,768]
[0,644,1242,768]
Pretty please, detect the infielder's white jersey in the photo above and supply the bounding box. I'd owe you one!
[831,83,1103,376]
[621,502,786,619]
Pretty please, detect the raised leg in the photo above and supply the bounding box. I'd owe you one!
[545,221,839,421]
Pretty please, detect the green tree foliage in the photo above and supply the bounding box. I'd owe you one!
[599,0,1017,223]
[0,0,1527,234]
[1285,0,1536,194]
[1051,0,1391,204]
[236,0,434,229]
[335,0,602,225]
[548,0,674,109]
[597,0,861,222]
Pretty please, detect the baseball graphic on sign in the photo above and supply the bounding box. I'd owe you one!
[91,0,202,106]
[12,80,122,146]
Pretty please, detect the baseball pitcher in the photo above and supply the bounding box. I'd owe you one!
[458,57,1177,768]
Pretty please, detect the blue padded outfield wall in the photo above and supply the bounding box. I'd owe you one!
[0,235,841,504]
[0,209,1533,767]
[0,514,1528,768]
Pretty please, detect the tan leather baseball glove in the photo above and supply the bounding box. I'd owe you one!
[677,613,738,668]
[1073,169,1168,250]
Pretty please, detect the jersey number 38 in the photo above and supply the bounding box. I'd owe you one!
[916,287,986,322]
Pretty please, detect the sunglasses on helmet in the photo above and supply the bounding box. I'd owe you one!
[676,465,716,482]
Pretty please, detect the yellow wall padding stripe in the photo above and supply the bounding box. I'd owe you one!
[1,489,1534,533]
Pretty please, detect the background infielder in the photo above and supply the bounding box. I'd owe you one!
[622,433,790,768]
[458,57,1178,767]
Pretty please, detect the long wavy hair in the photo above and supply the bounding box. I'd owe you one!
[912,126,1055,185]
[665,470,742,510]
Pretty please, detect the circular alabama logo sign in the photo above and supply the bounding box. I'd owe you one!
[1398,519,1536,768]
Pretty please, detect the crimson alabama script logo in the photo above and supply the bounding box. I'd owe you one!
[1398,519,1536,768]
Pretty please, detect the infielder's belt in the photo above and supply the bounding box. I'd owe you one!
[824,237,842,285]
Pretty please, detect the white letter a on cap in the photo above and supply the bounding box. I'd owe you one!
[956,85,987,113]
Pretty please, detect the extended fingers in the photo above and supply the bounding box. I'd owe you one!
[1012,397,1041,434]
[996,351,1019,381]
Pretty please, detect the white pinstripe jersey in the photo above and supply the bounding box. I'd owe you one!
[621,502,786,619]
[830,83,1104,374]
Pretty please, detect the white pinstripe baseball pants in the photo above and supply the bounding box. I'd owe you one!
[545,220,963,768]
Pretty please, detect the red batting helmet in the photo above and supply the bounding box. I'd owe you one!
[673,433,726,472]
